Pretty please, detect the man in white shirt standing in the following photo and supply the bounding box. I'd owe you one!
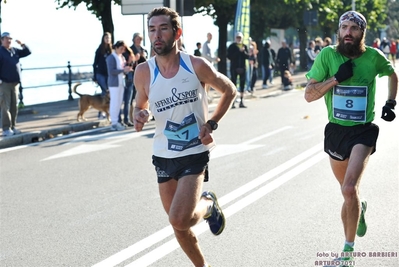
[202,33,220,64]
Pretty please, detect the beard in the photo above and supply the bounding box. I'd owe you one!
[152,38,175,56]
[336,33,366,58]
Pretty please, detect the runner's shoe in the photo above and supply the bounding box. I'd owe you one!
[202,191,225,235]
[356,200,367,237]
[340,244,354,267]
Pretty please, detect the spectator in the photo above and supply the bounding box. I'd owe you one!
[227,32,249,108]
[372,38,381,49]
[0,32,31,137]
[120,38,135,127]
[261,40,274,89]
[282,70,293,90]
[306,40,318,70]
[128,32,148,123]
[93,32,112,119]
[324,37,332,47]
[380,37,390,58]
[390,38,397,67]
[194,42,202,56]
[248,39,259,93]
[106,40,133,131]
[396,39,399,59]
[314,37,323,53]
[269,44,276,85]
[202,32,220,64]
[276,40,293,85]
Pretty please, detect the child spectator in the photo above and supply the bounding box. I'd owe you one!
[282,70,293,90]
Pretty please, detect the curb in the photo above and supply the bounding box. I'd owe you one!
[0,121,108,149]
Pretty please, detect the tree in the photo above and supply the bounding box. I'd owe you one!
[55,0,121,39]
[386,0,399,38]
[280,0,388,70]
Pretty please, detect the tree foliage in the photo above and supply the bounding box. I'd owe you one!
[55,0,121,39]
[54,0,393,72]
[387,0,399,38]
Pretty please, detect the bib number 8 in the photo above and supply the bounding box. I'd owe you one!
[346,99,354,109]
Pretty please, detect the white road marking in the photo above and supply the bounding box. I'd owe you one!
[42,126,292,161]
[41,129,155,161]
[92,142,324,267]
[126,151,326,267]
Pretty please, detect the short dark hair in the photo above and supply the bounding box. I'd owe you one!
[147,7,181,34]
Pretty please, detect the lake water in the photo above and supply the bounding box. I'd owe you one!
[19,63,100,106]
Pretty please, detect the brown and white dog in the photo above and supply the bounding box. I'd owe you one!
[72,83,110,121]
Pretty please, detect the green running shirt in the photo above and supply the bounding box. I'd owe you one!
[306,46,394,126]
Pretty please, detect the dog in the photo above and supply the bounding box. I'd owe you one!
[72,83,110,121]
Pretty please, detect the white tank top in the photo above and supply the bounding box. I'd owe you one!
[148,52,214,158]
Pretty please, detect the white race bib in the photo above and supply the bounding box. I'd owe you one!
[163,113,201,152]
[332,85,367,122]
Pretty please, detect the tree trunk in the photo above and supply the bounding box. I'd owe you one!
[215,14,229,75]
[100,0,115,40]
[298,26,308,71]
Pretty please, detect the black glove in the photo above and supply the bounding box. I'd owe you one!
[381,100,396,121]
[334,59,353,83]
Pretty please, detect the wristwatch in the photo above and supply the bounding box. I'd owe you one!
[206,120,218,131]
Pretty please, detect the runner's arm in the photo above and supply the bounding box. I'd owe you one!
[304,77,338,103]
[387,71,398,101]
[133,62,150,132]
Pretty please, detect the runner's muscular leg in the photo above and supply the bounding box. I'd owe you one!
[330,144,373,242]
[159,173,210,267]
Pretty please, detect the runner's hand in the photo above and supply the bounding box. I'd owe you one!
[134,109,150,131]
[199,124,214,145]
[334,60,353,83]
[381,101,396,121]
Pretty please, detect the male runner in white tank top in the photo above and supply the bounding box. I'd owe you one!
[133,7,237,267]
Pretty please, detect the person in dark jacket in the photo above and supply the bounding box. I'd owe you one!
[194,42,202,56]
[261,40,274,89]
[276,40,293,84]
[227,31,249,108]
[123,32,148,125]
[0,32,31,137]
[93,32,112,119]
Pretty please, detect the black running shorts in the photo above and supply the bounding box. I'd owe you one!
[324,122,379,161]
[152,151,210,183]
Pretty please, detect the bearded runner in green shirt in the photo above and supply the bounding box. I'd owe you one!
[308,46,394,126]
[305,11,397,267]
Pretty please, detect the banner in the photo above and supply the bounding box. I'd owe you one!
[234,0,250,47]
[234,0,251,90]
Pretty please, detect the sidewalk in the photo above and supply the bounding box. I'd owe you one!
[0,71,308,149]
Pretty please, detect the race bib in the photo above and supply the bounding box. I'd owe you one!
[163,113,201,152]
[332,85,367,122]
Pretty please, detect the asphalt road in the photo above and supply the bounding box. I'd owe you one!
[0,79,398,267]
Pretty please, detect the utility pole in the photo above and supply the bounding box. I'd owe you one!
[352,0,355,11]
[0,0,2,35]
[170,0,176,10]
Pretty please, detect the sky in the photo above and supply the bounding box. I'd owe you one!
[1,0,220,68]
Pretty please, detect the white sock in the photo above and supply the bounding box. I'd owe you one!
[345,241,354,248]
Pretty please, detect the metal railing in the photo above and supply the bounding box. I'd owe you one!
[19,61,93,108]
